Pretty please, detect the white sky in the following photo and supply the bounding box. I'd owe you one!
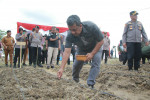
[0,0,150,49]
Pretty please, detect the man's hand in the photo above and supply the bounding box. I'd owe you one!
[58,46,61,50]
[4,46,7,49]
[56,36,58,40]
[46,46,48,50]
[123,43,126,48]
[124,48,127,52]
[57,68,64,79]
[145,42,149,46]
[86,53,94,61]
[11,45,14,48]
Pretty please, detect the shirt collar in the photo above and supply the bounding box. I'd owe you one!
[80,23,87,35]
[7,35,11,38]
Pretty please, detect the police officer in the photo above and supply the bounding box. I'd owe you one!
[1,30,15,67]
[122,11,149,71]
[29,26,43,68]
[14,28,26,68]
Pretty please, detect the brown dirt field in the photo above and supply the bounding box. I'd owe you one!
[0,58,150,100]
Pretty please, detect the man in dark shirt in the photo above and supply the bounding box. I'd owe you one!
[46,27,60,69]
[57,15,104,88]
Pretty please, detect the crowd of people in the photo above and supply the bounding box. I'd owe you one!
[0,26,73,68]
[0,11,149,88]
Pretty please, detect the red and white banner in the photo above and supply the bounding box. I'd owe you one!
[17,22,69,34]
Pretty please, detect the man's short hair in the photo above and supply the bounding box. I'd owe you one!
[35,25,40,29]
[7,30,11,33]
[51,26,56,29]
[56,28,59,32]
[19,28,23,33]
[67,15,81,26]
[32,28,35,32]
[23,30,27,32]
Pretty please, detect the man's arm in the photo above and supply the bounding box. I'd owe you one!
[122,23,128,48]
[50,36,58,41]
[46,40,48,50]
[58,40,61,50]
[141,24,149,46]
[1,37,7,49]
[57,48,71,79]
[86,40,104,61]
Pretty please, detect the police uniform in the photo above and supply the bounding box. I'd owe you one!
[122,11,148,70]
[14,33,26,67]
[1,36,15,66]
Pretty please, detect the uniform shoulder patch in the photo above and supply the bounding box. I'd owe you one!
[137,21,142,25]
[127,21,132,25]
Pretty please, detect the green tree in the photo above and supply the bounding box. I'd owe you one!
[0,30,6,40]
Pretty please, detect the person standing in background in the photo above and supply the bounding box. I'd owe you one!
[101,32,110,64]
[41,34,47,64]
[122,11,149,71]
[1,30,15,67]
[29,26,43,68]
[27,28,35,66]
[14,28,26,68]
[46,27,60,69]
[23,30,28,66]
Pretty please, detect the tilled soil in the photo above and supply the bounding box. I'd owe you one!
[0,67,119,100]
[0,59,150,100]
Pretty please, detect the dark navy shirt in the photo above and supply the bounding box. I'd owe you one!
[46,33,59,48]
[65,21,104,52]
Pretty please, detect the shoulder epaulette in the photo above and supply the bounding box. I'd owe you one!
[137,21,142,25]
[127,21,132,25]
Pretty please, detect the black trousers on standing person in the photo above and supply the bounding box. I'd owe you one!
[31,47,42,65]
[14,48,25,66]
[126,42,141,70]
[102,50,109,64]
[57,50,61,65]
[42,50,47,64]
[29,46,32,65]
[122,52,127,65]
[67,46,76,65]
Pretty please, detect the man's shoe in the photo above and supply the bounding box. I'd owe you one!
[10,64,12,67]
[14,64,16,68]
[5,64,8,67]
[18,64,20,68]
[33,64,36,68]
[23,63,27,66]
[47,66,50,69]
[51,66,54,68]
[38,64,43,67]
[88,84,94,89]
[128,69,133,71]
[29,63,32,66]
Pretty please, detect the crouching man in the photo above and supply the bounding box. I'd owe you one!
[57,15,104,88]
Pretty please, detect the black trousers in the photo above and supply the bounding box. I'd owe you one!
[29,46,32,64]
[14,48,25,64]
[122,52,127,65]
[31,47,42,65]
[67,47,75,65]
[57,50,61,65]
[127,42,141,70]
[42,50,47,64]
[102,50,109,63]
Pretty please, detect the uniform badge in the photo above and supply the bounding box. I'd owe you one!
[129,25,133,29]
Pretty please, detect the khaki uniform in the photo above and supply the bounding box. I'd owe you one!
[1,36,15,64]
